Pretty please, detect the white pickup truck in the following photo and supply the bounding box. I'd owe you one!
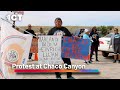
[98,33,114,57]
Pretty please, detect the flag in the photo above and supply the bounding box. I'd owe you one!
[0,20,32,79]
[0,30,4,79]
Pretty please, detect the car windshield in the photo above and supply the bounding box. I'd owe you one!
[105,33,113,37]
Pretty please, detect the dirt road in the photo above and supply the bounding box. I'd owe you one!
[11,51,120,79]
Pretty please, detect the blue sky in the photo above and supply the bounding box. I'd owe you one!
[0,11,120,26]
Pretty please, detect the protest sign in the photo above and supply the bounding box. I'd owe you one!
[38,36,62,65]
[62,36,90,60]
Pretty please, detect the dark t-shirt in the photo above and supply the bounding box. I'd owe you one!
[47,27,72,36]
[24,29,36,38]
[114,33,120,44]
[48,27,72,60]
[90,32,99,46]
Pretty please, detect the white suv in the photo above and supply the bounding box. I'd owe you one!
[98,33,114,57]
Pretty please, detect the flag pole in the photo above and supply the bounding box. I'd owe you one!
[11,11,15,28]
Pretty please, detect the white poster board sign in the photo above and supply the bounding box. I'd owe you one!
[38,36,62,65]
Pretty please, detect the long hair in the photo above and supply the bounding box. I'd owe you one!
[91,26,97,33]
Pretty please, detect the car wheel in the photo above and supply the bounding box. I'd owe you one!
[102,51,109,57]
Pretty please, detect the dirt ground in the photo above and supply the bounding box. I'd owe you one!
[11,51,120,79]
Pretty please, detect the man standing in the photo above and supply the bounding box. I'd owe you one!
[48,17,75,79]
[89,26,100,63]
[109,28,120,63]
[24,24,36,61]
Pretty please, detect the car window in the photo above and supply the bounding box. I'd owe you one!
[105,34,113,37]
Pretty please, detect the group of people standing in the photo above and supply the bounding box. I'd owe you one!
[22,18,100,79]
[18,17,120,79]
[74,26,120,64]
[74,26,100,64]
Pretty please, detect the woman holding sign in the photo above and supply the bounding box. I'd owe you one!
[48,17,75,79]
[83,29,91,64]
[89,27,100,63]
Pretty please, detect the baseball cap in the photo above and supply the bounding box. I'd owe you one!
[84,29,90,33]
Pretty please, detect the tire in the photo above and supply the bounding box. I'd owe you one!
[102,51,109,57]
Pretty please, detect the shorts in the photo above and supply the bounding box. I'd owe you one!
[114,44,120,54]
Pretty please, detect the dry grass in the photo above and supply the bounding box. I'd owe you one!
[19,26,120,34]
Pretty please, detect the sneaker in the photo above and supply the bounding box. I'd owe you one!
[113,60,117,63]
[88,60,92,63]
[84,61,89,65]
[56,76,62,79]
[96,59,99,62]
[67,76,75,79]
[91,60,93,62]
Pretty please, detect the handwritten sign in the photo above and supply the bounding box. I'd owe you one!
[62,36,90,60]
[30,38,38,53]
[38,36,62,65]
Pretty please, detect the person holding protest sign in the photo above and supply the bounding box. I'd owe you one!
[74,28,85,38]
[109,28,120,63]
[83,29,91,64]
[24,24,36,61]
[48,17,75,79]
[89,26,100,63]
